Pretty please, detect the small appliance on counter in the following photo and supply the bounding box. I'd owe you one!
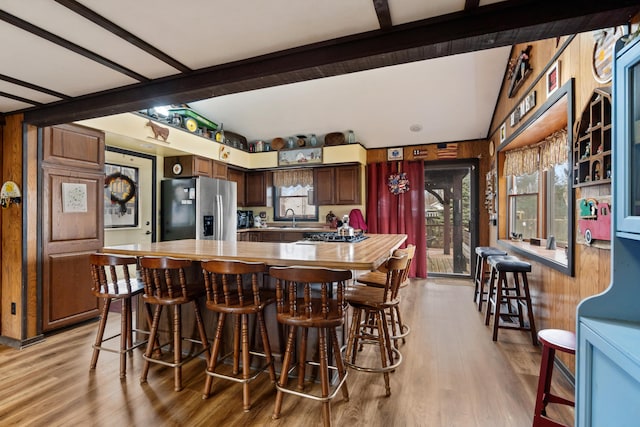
[237,210,254,229]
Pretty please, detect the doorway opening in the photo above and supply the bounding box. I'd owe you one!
[425,160,478,278]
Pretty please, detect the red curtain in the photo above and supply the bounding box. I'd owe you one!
[366,161,426,278]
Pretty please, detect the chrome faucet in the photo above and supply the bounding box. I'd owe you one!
[285,208,296,227]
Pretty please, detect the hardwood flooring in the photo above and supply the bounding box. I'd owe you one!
[0,277,575,426]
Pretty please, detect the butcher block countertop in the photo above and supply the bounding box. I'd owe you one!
[102,234,407,271]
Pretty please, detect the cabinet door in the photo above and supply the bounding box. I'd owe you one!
[227,168,246,207]
[193,156,212,177]
[315,167,335,205]
[335,165,361,204]
[211,160,228,179]
[246,171,267,206]
[615,39,640,237]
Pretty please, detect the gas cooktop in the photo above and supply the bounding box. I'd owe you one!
[302,232,368,243]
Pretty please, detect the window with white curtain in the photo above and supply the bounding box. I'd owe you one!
[273,169,318,221]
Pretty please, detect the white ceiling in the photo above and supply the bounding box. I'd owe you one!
[1,1,636,150]
[189,48,510,148]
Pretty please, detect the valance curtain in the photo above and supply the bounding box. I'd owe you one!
[539,128,568,171]
[503,146,540,176]
[366,161,427,278]
[272,169,313,187]
[503,127,568,176]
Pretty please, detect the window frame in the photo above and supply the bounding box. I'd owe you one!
[497,79,575,276]
[272,170,319,222]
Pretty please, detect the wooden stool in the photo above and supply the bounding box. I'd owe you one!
[533,329,576,427]
[89,253,151,378]
[269,265,352,427]
[139,256,211,391]
[356,244,415,345]
[344,253,409,397]
[201,260,276,411]
[484,255,537,344]
[473,246,507,312]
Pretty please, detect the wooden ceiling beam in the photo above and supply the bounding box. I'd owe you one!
[372,0,392,29]
[54,0,192,73]
[0,74,71,100]
[0,10,149,83]
[465,0,480,11]
[24,0,640,127]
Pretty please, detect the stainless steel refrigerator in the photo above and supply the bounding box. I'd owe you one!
[161,176,237,241]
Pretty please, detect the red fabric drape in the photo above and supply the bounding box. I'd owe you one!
[366,161,426,278]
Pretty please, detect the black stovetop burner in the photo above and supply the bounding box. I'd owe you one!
[303,232,368,243]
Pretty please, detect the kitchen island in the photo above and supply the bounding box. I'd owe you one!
[102,233,407,271]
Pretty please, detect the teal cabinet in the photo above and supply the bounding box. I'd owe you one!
[576,37,640,427]
[615,38,640,238]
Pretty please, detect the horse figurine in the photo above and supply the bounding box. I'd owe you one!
[146,120,169,142]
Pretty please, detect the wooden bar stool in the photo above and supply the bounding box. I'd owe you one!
[344,253,409,397]
[200,260,276,411]
[269,265,352,427]
[473,246,507,312]
[533,329,576,427]
[356,244,415,345]
[139,256,211,391]
[484,255,537,345]
[89,253,151,378]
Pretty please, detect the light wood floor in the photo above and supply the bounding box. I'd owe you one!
[0,277,575,426]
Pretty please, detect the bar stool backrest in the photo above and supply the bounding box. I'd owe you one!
[89,253,140,296]
[139,256,192,300]
[384,253,410,302]
[269,266,352,324]
[201,259,268,307]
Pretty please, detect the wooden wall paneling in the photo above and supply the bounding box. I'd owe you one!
[1,115,24,340]
[26,124,39,338]
[487,32,618,377]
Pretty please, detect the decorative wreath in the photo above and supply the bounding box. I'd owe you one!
[105,172,136,215]
[388,172,410,195]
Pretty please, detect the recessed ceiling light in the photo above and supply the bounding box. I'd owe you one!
[409,124,422,132]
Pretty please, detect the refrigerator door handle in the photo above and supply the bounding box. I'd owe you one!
[216,194,223,240]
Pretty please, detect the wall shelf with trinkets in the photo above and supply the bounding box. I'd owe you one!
[573,87,612,187]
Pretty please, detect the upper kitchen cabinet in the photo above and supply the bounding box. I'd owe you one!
[246,171,269,206]
[164,155,227,179]
[227,168,246,207]
[315,165,362,205]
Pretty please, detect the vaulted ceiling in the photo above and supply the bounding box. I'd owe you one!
[1,1,638,149]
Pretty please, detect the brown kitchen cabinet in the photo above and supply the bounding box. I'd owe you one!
[314,165,361,205]
[227,168,246,207]
[246,171,268,206]
[164,155,227,179]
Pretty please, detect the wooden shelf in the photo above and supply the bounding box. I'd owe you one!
[573,87,612,187]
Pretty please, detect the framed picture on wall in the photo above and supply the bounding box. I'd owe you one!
[546,61,560,97]
[499,123,506,143]
[387,147,404,161]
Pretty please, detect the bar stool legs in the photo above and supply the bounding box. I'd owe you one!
[533,329,576,427]
[484,255,537,345]
[473,247,507,312]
